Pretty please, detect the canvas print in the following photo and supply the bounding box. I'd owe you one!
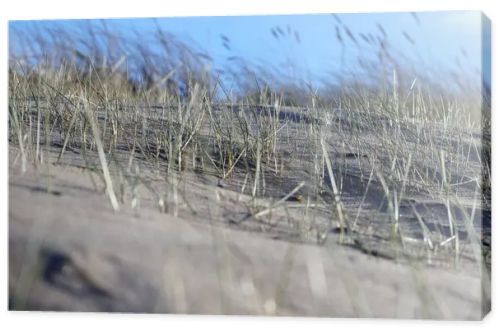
[8,11,491,319]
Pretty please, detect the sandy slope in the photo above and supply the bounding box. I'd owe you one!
[8,152,487,320]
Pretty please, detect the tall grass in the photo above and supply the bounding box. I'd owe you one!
[8,17,490,278]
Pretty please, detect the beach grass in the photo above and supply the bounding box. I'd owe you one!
[8,18,491,316]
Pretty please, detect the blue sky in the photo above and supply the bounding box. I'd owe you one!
[9,11,487,90]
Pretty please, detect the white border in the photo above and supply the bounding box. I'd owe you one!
[1,0,498,333]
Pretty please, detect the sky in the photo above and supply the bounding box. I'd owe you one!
[9,11,488,91]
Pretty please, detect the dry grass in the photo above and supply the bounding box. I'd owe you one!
[8,17,491,316]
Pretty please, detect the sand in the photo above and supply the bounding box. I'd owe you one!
[8,147,488,319]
